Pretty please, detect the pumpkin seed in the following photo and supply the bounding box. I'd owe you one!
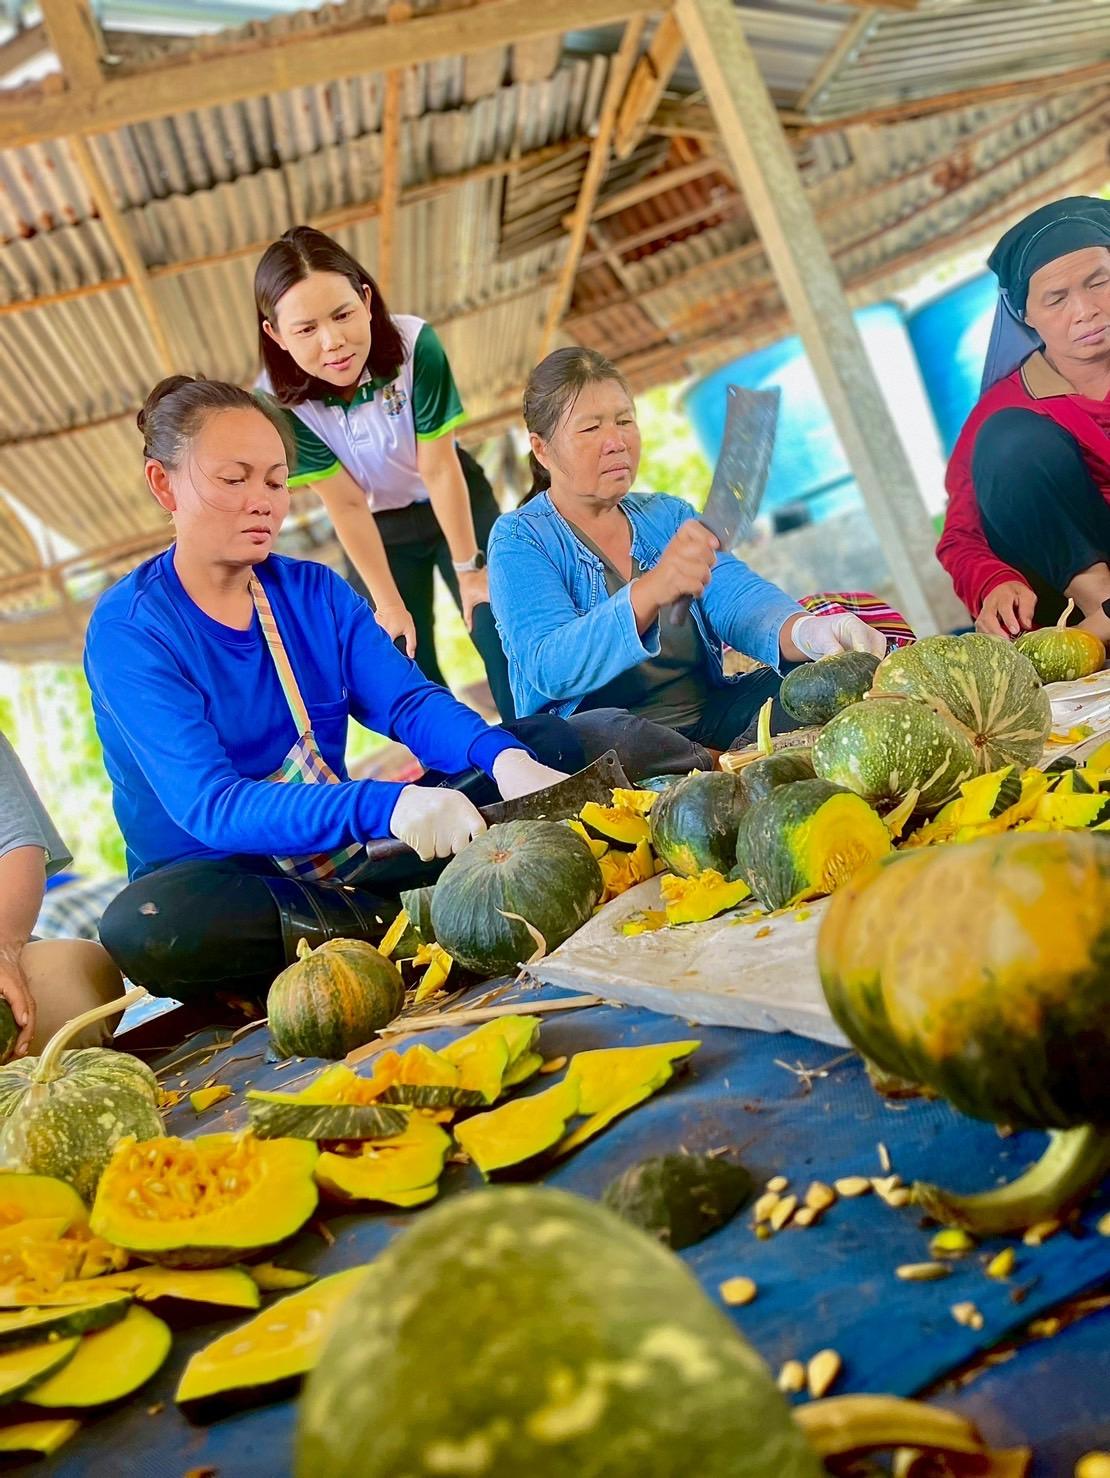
[718,1276,757,1307]
[986,1247,1015,1279]
[877,1142,892,1173]
[1030,1316,1061,1338]
[930,1229,976,1258]
[793,1207,819,1228]
[776,1360,805,1394]
[804,1181,836,1213]
[895,1262,951,1282]
[1023,1220,1061,1247]
[753,1192,780,1224]
[766,1175,789,1193]
[770,1195,798,1231]
[1075,1453,1110,1478]
[833,1176,871,1198]
[754,1224,771,1241]
[806,1348,842,1399]
[950,1301,984,1330]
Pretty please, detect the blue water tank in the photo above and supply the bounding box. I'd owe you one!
[683,302,946,525]
[907,273,998,454]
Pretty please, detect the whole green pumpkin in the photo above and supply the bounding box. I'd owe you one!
[267,938,405,1061]
[649,771,748,877]
[0,1002,17,1066]
[430,820,603,975]
[813,696,978,812]
[868,633,1050,772]
[780,651,880,726]
[0,989,163,1202]
[296,1186,822,1478]
[818,831,1110,1232]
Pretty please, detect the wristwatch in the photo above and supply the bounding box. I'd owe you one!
[452,551,486,573]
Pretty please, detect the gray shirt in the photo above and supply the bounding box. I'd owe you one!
[0,732,72,879]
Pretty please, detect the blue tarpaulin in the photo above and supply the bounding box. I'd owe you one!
[52,981,1110,1475]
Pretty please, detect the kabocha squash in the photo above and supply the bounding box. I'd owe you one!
[0,1173,87,1231]
[650,771,749,877]
[0,1003,16,1066]
[176,1265,367,1413]
[267,937,404,1061]
[430,821,603,975]
[869,633,1051,772]
[440,1015,542,1103]
[818,831,1110,1233]
[296,1187,822,1478]
[400,885,438,948]
[739,749,816,806]
[1015,599,1105,683]
[247,1093,408,1141]
[813,698,978,814]
[314,1112,451,1206]
[660,870,750,925]
[0,991,162,1202]
[566,819,610,860]
[0,1295,131,1346]
[603,1153,752,1249]
[89,1265,262,1310]
[578,801,652,848]
[556,1041,700,1157]
[734,780,891,911]
[453,1080,580,1178]
[0,1419,79,1458]
[597,839,655,902]
[90,1133,319,1267]
[0,1338,79,1403]
[26,1304,172,1408]
[780,651,880,726]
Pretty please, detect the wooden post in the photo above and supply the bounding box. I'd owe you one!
[675,0,963,635]
[539,17,647,358]
[378,69,404,299]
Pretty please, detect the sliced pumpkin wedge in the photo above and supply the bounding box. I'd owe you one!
[26,1305,171,1408]
[453,1079,580,1179]
[501,1051,544,1090]
[247,1264,315,1293]
[439,1016,542,1103]
[565,1042,701,1115]
[0,1294,131,1347]
[0,1175,86,1231]
[314,1113,451,1206]
[246,1096,407,1142]
[176,1266,367,1410]
[0,1339,79,1404]
[0,1418,80,1457]
[94,1265,261,1310]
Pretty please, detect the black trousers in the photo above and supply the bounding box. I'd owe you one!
[346,449,515,721]
[566,667,789,782]
[99,714,583,1004]
[973,408,1110,626]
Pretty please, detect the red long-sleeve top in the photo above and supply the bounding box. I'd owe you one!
[937,356,1110,617]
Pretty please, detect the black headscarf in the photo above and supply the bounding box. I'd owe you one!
[981,195,1110,391]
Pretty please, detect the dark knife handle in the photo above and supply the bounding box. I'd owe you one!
[668,595,694,626]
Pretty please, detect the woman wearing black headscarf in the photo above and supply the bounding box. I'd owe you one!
[938,196,1110,643]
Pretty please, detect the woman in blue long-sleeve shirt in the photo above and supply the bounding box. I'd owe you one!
[86,376,578,1004]
[488,349,885,770]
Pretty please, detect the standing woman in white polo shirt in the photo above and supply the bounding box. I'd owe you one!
[254,226,513,718]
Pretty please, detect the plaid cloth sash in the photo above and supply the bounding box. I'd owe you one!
[797,590,915,651]
[251,576,367,884]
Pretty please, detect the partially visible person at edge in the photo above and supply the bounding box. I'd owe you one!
[487,348,886,777]
[85,377,578,1006]
[253,226,515,720]
[939,196,1110,643]
[0,732,125,1054]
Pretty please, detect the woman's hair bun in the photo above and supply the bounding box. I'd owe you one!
[137,375,197,436]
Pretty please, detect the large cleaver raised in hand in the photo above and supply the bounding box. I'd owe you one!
[670,383,781,625]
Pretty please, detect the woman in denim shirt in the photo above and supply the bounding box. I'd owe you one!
[488,349,886,770]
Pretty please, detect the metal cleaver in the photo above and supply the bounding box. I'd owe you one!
[361,748,633,866]
[670,383,782,625]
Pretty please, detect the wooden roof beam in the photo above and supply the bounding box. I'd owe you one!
[0,0,666,150]
[539,16,649,357]
[38,0,104,88]
[613,13,686,161]
[377,69,404,299]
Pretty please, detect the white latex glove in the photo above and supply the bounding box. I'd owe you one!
[791,612,887,661]
[491,749,570,802]
[387,785,487,861]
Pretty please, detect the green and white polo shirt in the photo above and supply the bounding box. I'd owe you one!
[258,315,465,513]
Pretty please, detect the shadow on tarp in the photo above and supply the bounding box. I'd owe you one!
[51,980,1110,1476]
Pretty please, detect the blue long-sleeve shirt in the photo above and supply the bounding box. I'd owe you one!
[84,550,524,878]
[488,491,803,718]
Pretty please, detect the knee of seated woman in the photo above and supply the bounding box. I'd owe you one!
[973,409,1089,519]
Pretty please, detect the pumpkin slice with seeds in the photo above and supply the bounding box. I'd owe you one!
[90,1134,319,1268]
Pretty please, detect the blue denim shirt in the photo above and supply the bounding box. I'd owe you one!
[487,490,804,719]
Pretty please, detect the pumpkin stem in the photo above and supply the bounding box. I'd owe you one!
[795,1395,1028,1471]
[1055,598,1076,630]
[913,1124,1110,1236]
[295,938,314,961]
[756,697,774,758]
[32,986,149,1084]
